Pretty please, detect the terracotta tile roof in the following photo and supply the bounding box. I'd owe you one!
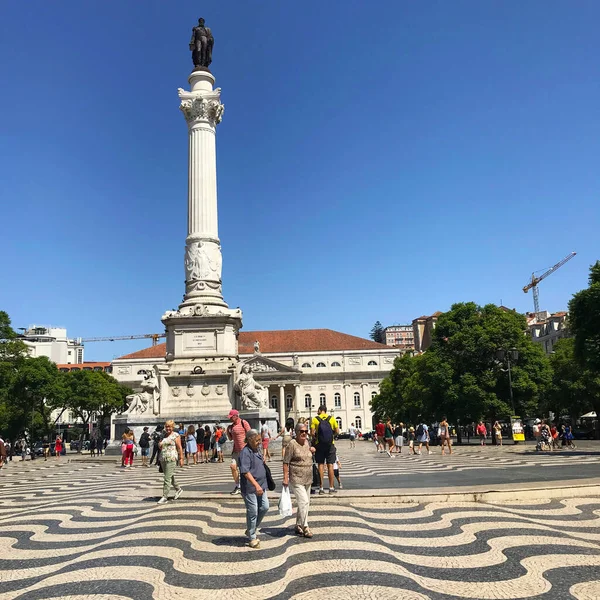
[551,312,567,317]
[117,344,167,360]
[116,329,389,360]
[55,362,111,369]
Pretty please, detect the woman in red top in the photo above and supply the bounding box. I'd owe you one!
[55,436,63,459]
[476,422,487,446]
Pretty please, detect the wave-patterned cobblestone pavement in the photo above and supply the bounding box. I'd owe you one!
[1,458,600,598]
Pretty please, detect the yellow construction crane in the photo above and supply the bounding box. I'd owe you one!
[80,333,166,346]
[523,251,576,313]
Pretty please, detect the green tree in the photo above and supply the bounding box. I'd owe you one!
[373,303,551,437]
[569,261,600,371]
[59,370,129,452]
[547,338,600,425]
[7,357,64,440]
[0,311,30,439]
[0,311,28,361]
[370,321,385,344]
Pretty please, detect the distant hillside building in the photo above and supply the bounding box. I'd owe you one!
[20,326,84,364]
[412,312,443,353]
[527,311,569,354]
[111,329,399,432]
[382,325,414,351]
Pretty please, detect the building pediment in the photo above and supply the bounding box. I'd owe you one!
[242,356,300,374]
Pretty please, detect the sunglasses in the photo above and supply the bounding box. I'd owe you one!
[299,430,308,434]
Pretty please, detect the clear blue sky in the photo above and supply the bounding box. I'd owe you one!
[1,1,599,361]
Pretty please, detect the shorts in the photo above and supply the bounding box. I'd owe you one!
[197,443,204,452]
[315,443,336,465]
[394,436,403,447]
[349,435,355,441]
[141,447,149,457]
[231,450,240,466]
[262,438,269,449]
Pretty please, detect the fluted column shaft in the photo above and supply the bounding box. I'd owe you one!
[178,70,226,308]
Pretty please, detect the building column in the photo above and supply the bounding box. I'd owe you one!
[361,383,369,408]
[279,384,285,426]
[294,384,302,418]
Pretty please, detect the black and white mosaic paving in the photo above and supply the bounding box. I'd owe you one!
[1,451,600,599]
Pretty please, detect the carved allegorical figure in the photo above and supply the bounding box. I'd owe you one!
[124,367,160,415]
[235,364,268,410]
[185,241,222,285]
[189,17,214,69]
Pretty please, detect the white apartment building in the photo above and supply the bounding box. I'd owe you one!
[20,326,84,364]
[527,311,570,354]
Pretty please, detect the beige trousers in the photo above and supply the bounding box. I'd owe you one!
[290,482,311,527]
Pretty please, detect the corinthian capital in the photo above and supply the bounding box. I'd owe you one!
[178,89,224,127]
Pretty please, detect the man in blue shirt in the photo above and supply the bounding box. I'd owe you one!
[238,429,269,549]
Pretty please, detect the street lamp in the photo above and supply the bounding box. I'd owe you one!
[496,348,519,416]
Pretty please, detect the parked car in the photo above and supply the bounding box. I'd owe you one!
[573,428,596,440]
[34,442,61,456]
[69,440,90,451]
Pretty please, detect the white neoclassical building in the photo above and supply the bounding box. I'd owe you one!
[111,329,399,432]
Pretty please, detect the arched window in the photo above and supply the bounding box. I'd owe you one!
[334,393,341,408]
[331,361,341,367]
[286,394,293,409]
[336,417,342,430]
[355,416,362,430]
[270,395,278,410]
[371,391,377,399]
[368,360,378,366]
[316,362,326,368]
[301,362,312,368]
[319,393,326,404]
[354,392,361,407]
[304,394,312,409]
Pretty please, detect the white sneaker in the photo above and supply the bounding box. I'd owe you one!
[428,451,432,455]
[157,497,168,505]
[417,450,421,455]
[174,487,183,500]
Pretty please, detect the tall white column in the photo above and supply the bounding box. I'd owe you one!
[178,71,227,308]
[279,384,286,425]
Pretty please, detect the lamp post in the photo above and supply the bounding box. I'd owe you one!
[496,348,519,417]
